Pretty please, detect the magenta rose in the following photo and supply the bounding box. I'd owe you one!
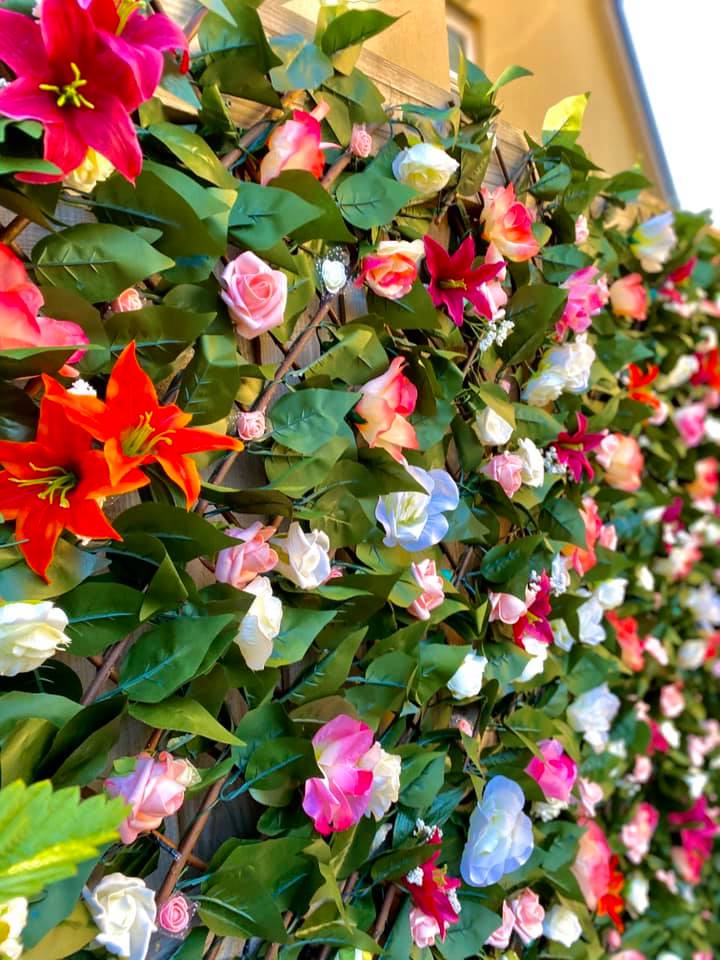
[526,738,578,803]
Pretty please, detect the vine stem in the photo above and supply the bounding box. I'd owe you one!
[150,830,208,870]
[81,636,132,705]
[0,216,29,245]
[371,885,398,941]
[221,118,275,170]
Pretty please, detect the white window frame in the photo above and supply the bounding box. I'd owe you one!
[446,4,478,82]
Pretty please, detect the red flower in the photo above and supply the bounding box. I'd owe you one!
[43,342,243,508]
[597,855,625,932]
[606,611,645,672]
[627,363,661,411]
[513,571,553,648]
[0,0,184,182]
[401,829,461,942]
[423,236,504,327]
[691,348,720,390]
[0,398,148,580]
[552,413,605,483]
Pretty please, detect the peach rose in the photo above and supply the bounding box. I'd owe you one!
[596,433,644,492]
[236,410,267,442]
[408,558,445,620]
[221,252,288,340]
[509,888,545,945]
[609,273,648,321]
[355,356,419,462]
[357,240,425,300]
[260,101,333,184]
[480,183,540,262]
[111,288,144,313]
[215,523,279,589]
[688,456,719,502]
[482,452,524,498]
[105,752,197,844]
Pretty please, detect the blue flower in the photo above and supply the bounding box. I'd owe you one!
[375,465,459,552]
[460,776,534,887]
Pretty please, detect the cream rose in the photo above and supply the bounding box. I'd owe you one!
[516,437,545,487]
[83,873,157,960]
[359,743,401,819]
[543,904,582,946]
[447,651,488,699]
[274,522,332,590]
[235,576,283,671]
[392,143,459,194]
[473,407,513,446]
[65,148,114,193]
[0,601,70,676]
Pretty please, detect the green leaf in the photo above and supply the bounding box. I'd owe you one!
[0,540,105,602]
[0,693,81,739]
[114,503,237,561]
[201,483,294,517]
[321,10,398,56]
[498,285,567,366]
[300,323,387,384]
[61,583,142,657]
[129,697,242,745]
[245,736,318,806]
[118,615,233,703]
[480,535,542,587]
[367,281,440,330]
[178,333,241,425]
[335,168,417,229]
[37,698,125,788]
[398,748,445,808]
[269,389,357,454]
[530,161,572,201]
[270,36,334,92]
[103,305,214,370]
[437,895,502,960]
[271,170,355,243]
[542,93,590,148]
[541,498,587,548]
[22,899,97,960]
[0,780,125,899]
[229,182,323,249]
[149,122,237,189]
[268,608,337,667]
[32,224,174,302]
[289,628,367,704]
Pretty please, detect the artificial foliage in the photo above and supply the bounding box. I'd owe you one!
[0,2,718,960]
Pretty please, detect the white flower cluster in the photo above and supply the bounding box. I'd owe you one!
[543,445,567,475]
[476,317,515,353]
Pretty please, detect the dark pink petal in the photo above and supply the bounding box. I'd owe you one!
[465,286,494,320]
[41,0,95,72]
[448,235,476,275]
[41,121,87,177]
[0,11,47,78]
[442,288,466,327]
[73,94,142,182]
[0,79,63,125]
[423,236,452,281]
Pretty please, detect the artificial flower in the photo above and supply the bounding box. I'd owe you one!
[485,900,514,949]
[221,252,288,340]
[630,211,676,272]
[447,651,487,699]
[543,904,582,947]
[572,819,625,930]
[513,572,553,648]
[610,273,648,320]
[356,240,425,300]
[660,682,685,718]
[274,522,332,589]
[402,828,461,942]
[376,465,459,552]
[157,893,193,936]
[480,183,540,261]
[575,214,589,243]
[83,873,157,960]
[261,100,334,184]
[65,147,114,193]
[543,334,597,393]
[627,363,661,412]
[516,437,545,486]
[526,738,577,803]
[0,898,27,960]
[407,559,445,620]
[0,600,70,676]
[488,591,528,625]
[567,683,620,751]
[358,743,401,820]
[595,433,644,492]
[424,235,504,327]
[461,776,533,886]
[557,265,609,338]
[392,142,458,194]
[473,407,514,446]
[621,802,659,865]
[674,402,706,448]
[509,888,545,945]
[234,576,283,671]
[215,523,279,590]
[349,122,373,158]
[110,287,144,313]
[236,410,268,442]
[482,452,524,498]
[355,356,418,462]
[625,873,649,916]
[552,413,606,483]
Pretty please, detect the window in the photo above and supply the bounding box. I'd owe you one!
[447,5,478,78]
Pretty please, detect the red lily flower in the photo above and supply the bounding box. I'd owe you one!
[691,348,720,390]
[43,342,244,509]
[0,0,182,182]
[596,855,625,932]
[627,362,661,411]
[513,571,553,648]
[0,398,148,580]
[401,828,461,941]
[424,236,504,327]
[552,413,605,483]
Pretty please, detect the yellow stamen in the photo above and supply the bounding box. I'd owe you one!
[116,0,144,34]
[439,279,467,290]
[39,62,95,110]
[121,412,173,459]
[10,463,76,509]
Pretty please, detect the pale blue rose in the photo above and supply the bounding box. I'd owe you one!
[460,775,534,887]
[375,465,459,552]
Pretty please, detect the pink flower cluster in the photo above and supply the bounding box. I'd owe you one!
[669,797,720,885]
[526,738,578,802]
[621,802,659,864]
[557,266,609,339]
[485,889,545,948]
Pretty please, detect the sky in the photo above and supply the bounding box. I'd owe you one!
[621,0,720,223]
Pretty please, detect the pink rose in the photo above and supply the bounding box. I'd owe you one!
[557,266,609,338]
[609,273,648,321]
[508,888,545,945]
[674,403,706,448]
[488,590,528,625]
[356,240,425,300]
[660,682,685,719]
[236,410,267,442]
[355,356,419,463]
[598,522,618,550]
[105,752,196,844]
[485,900,514,949]
[621,802,659,864]
[629,756,652,784]
[572,819,614,910]
[482,452,524,498]
[526,738,577,803]
[349,123,373,158]
[480,183,539,262]
[577,777,604,817]
[221,252,288,340]
[260,101,333,184]
[409,907,441,948]
[111,287,144,313]
[596,433,644,492]
[158,893,193,935]
[612,952,646,960]
[566,495,602,575]
[408,559,445,620]
[575,214,589,244]
[215,523,279,590]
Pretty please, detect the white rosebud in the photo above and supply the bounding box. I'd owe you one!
[359,744,401,819]
[576,595,606,646]
[516,635,548,682]
[686,769,708,799]
[567,683,620,752]
[656,354,700,390]
[542,904,582,947]
[321,259,347,295]
[516,437,545,487]
[0,897,28,960]
[594,578,627,610]
[83,874,157,960]
[275,522,332,589]
[473,407,513,446]
[636,565,655,591]
[705,415,720,442]
[392,143,459,194]
[235,577,283,671]
[625,873,650,916]
[447,652,488,699]
[551,618,574,651]
[0,601,70,676]
[677,639,708,670]
[521,368,566,407]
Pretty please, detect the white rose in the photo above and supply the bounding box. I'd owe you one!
[704,415,720,442]
[83,873,156,960]
[551,618,574,651]
[360,743,401,819]
[657,953,683,960]
[447,652,488,699]
[235,577,283,671]
[684,584,720,626]
[550,556,570,596]
[521,368,566,407]
[677,639,708,669]
[636,565,655,591]
[544,334,595,394]
[0,601,70,676]
[630,211,676,272]
[0,898,27,960]
[625,873,649,916]
[473,407,513,446]
[392,143,459,194]
[516,635,548,682]
[321,259,347,294]
[275,522,332,589]
[516,437,545,487]
[576,595,606,646]
[659,720,681,749]
[376,466,459,552]
[532,797,569,821]
[542,904,582,947]
[594,578,627,610]
[656,354,699,390]
[567,683,620,752]
[65,148,114,193]
[686,769,708,798]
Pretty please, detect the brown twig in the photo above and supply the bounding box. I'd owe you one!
[150,830,208,870]
[88,655,120,685]
[371,885,398,941]
[145,728,163,752]
[0,216,29,245]
[156,773,229,904]
[221,118,274,170]
[81,636,133,705]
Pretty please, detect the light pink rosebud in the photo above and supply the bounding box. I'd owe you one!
[215,523,279,590]
[598,523,618,550]
[574,214,589,244]
[621,802,659,865]
[236,410,267,442]
[488,590,528,625]
[111,288,144,313]
[577,777,604,817]
[485,900,514,949]
[349,123,373,158]
[158,893,193,936]
[609,273,648,321]
[409,907,441,948]
[509,888,545,945]
[408,559,445,620]
[674,402,706,448]
[221,252,288,340]
[482,452,524,498]
[660,682,685,719]
[629,755,653,784]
